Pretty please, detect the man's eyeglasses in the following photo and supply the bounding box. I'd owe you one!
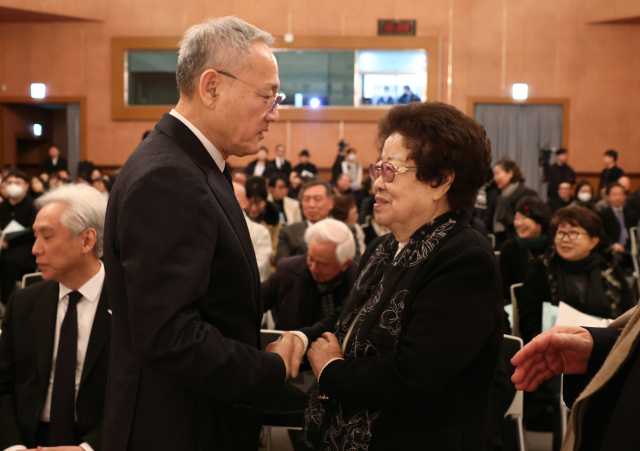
[216,70,284,114]
[369,162,419,183]
[555,231,588,241]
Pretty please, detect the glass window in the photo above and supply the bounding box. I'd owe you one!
[127,51,180,106]
[357,50,426,106]
[273,50,355,107]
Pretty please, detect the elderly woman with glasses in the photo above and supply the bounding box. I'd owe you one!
[295,102,503,451]
[518,206,634,345]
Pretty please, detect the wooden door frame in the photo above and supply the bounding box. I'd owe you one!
[0,96,87,168]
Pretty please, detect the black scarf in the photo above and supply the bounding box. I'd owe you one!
[301,211,460,450]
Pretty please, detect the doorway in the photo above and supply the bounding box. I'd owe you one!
[0,97,85,179]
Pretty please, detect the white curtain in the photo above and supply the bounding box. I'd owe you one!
[473,103,564,200]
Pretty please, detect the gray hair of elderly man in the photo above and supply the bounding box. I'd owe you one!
[304,218,356,266]
[176,16,275,97]
[35,183,107,258]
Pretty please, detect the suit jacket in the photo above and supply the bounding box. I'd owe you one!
[562,306,640,450]
[598,206,640,250]
[0,280,111,450]
[244,159,276,178]
[300,217,503,450]
[271,158,292,177]
[268,194,302,226]
[274,221,308,265]
[102,114,285,451]
[262,254,358,330]
[41,157,68,174]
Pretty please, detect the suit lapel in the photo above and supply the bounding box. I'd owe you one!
[36,283,60,399]
[154,114,261,304]
[80,284,111,386]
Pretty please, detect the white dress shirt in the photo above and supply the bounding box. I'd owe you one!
[169,109,225,172]
[275,157,285,170]
[243,212,273,282]
[5,262,105,451]
[253,161,266,176]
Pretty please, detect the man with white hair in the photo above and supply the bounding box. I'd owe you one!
[262,219,358,331]
[0,184,110,451]
[102,17,302,451]
[233,181,272,282]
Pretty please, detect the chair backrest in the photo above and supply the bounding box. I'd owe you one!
[488,233,496,249]
[22,272,43,289]
[630,226,638,257]
[510,283,524,338]
[502,334,524,417]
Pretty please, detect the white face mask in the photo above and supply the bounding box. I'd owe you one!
[577,192,592,202]
[348,153,357,162]
[5,183,25,199]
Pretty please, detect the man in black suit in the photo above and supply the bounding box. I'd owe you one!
[41,145,68,175]
[102,17,302,451]
[293,150,318,178]
[0,184,110,451]
[598,183,640,270]
[244,146,276,178]
[543,148,575,200]
[275,180,334,264]
[272,144,292,177]
[263,219,357,330]
[598,149,625,195]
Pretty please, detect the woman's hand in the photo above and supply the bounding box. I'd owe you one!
[307,333,344,377]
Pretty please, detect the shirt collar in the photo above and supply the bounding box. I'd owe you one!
[59,261,105,303]
[169,109,225,172]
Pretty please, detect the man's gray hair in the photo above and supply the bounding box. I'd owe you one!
[35,184,107,257]
[304,219,356,266]
[176,16,275,96]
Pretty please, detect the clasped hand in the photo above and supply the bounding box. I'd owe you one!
[266,332,344,379]
[28,446,84,451]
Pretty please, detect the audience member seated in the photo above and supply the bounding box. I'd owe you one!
[396,85,420,104]
[275,180,334,264]
[288,171,303,200]
[262,219,357,330]
[293,150,318,179]
[0,184,110,450]
[570,180,595,210]
[491,156,538,249]
[233,182,272,282]
[232,171,247,186]
[376,86,395,105]
[354,178,373,216]
[598,149,624,196]
[39,172,50,185]
[499,197,552,304]
[244,146,275,178]
[245,177,282,267]
[332,173,353,197]
[330,194,366,261]
[548,181,573,213]
[0,170,37,304]
[272,144,292,177]
[77,172,92,186]
[90,169,103,182]
[331,146,363,192]
[29,175,46,200]
[597,182,640,267]
[267,173,302,226]
[543,148,575,201]
[92,178,110,200]
[518,206,633,345]
[41,145,68,174]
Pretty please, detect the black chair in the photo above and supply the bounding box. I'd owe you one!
[21,272,43,288]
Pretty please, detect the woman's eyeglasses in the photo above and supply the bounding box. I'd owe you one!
[369,162,419,183]
[555,231,588,241]
[216,70,284,114]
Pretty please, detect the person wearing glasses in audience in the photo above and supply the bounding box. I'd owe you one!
[518,206,633,346]
[102,17,301,451]
[291,102,503,450]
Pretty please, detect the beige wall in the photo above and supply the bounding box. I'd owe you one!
[0,0,639,173]
[0,0,106,20]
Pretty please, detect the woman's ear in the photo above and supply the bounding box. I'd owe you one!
[588,236,600,251]
[431,171,455,201]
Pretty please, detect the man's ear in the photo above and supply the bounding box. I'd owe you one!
[339,258,352,272]
[198,69,222,109]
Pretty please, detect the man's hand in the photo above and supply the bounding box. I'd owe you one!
[1,240,8,250]
[511,325,594,392]
[612,243,625,253]
[307,333,344,377]
[33,447,85,451]
[266,333,299,379]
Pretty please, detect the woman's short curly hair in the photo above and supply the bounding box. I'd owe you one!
[377,102,492,211]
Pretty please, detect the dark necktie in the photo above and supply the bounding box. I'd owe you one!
[49,290,82,446]
[222,164,233,188]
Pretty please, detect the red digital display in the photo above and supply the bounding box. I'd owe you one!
[378,20,416,36]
